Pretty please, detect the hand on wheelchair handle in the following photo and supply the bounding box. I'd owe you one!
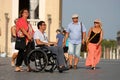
[48,42,57,46]
[50,44,54,46]
[53,43,57,46]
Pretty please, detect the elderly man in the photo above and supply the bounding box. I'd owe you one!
[64,14,86,69]
[33,21,69,73]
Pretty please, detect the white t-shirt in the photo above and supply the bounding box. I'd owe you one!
[34,30,48,45]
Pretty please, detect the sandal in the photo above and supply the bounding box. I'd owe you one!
[69,65,73,69]
[91,67,96,70]
[15,69,24,72]
[11,61,15,67]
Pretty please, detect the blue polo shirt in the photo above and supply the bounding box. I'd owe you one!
[66,22,86,44]
[56,33,64,47]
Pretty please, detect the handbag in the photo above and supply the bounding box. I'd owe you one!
[15,37,26,50]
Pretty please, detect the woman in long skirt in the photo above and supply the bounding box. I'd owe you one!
[85,19,103,70]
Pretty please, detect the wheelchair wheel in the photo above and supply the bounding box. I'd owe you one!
[27,49,48,72]
[44,53,57,72]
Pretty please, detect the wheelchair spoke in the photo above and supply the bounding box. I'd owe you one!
[28,49,48,72]
[44,54,57,72]
[27,48,59,73]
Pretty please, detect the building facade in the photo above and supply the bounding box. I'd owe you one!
[0,0,62,57]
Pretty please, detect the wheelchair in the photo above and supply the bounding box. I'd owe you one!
[27,45,65,72]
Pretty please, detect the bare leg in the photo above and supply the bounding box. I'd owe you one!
[64,53,69,61]
[26,65,33,72]
[11,53,18,66]
[74,57,79,69]
[68,54,73,68]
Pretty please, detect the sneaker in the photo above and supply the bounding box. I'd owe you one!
[58,66,69,73]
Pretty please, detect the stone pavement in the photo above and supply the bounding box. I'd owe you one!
[0,57,120,80]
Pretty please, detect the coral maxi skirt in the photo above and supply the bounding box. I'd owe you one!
[85,43,102,67]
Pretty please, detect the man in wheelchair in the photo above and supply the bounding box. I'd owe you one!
[33,21,69,73]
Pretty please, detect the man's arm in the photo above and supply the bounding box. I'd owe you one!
[81,23,86,44]
[35,39,49,46]
[82,32,86,44]
[35,39,56,46]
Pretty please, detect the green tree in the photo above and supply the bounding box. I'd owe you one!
[101,39,117,48]
[101,39,117,58]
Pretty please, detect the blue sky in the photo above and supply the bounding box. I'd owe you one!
[62,0,120,40]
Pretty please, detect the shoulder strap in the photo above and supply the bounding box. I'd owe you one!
[88,27,102,42]
[88,32,97,42]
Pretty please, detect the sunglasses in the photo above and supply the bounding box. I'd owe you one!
[72,17,78,19]
[94,22,100,24]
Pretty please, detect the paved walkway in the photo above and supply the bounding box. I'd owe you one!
[0,58,120,80]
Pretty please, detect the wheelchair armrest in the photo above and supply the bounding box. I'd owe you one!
[36,44,45,47]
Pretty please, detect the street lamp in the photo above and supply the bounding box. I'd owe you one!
[4,13,9,57]
[47,14,52,41]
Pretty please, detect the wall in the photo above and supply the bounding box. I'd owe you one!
[0,0,12,56]
[45,0,62,41]
[0,0,62,57]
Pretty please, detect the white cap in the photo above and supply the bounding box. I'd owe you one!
[72,14,79,18]
[94,19,101,23]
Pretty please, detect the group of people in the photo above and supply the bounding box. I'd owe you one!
[11,8,103,73]
[55,14,103,70]
[65,14,103,70]
[11,8,69,72]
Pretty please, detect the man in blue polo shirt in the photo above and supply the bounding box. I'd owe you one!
[64,14,86,69]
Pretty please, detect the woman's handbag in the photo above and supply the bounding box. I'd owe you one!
[15,37,26,50]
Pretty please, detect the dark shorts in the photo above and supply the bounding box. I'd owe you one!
[63,46,68,53]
